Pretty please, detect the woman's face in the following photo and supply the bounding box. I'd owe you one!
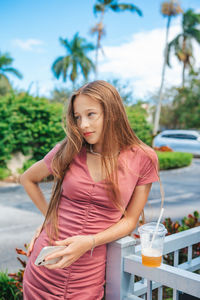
[73,94,104,150]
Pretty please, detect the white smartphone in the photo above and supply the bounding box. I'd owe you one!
[34,246,66,266]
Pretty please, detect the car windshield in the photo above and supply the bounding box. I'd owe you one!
[162,133,197,140]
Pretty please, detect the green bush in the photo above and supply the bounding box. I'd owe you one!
[0,167,11,180]
[0,92,66,168]
[157,151,193,170]
[17,159,37,174]
[126,104,152,145]
[0,271,23,300]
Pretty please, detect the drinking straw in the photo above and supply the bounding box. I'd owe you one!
[150,208,164,248]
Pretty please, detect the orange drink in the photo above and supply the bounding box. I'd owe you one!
[138,222,167,268]
[141,248,162,267]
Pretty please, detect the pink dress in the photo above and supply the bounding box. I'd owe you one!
[23,144,159,300]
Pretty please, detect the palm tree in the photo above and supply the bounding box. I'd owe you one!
[52,33,95,89]
[90,21,106,79]
[153,0,182,136]
[50,87,72,103]
[0,52,22,95]
[92,0,142,78]
[167,9,200,88]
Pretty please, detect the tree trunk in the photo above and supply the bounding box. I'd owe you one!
[153,16,171,136]
[72,80,75,91]
[95,35,100,79]
[182,37,186,88]
[182,63,186,88]
[95,11,105,79]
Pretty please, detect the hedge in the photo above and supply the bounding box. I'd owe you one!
[126,105,152,145]
[0,92,65,168]
[157,151,193,170]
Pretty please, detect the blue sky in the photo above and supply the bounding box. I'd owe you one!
[1,0,200,100]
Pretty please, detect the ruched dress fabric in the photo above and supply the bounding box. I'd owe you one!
[23,144,159,300]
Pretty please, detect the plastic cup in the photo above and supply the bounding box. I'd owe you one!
[138,222,167,267]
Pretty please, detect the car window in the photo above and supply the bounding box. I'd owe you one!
[162,133,197,140]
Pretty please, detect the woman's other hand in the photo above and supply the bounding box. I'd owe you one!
[27,224,43,256]
[44,235,94,269]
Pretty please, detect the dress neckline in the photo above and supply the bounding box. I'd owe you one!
[82,147,105,184]
[81,146,125,184]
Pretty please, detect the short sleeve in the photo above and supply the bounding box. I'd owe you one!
[136,148,159,186]
[43,144,61,174]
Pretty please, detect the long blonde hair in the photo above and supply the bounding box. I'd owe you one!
[42,80,163,240]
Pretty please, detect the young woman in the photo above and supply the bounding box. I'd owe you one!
[21,80,159,300]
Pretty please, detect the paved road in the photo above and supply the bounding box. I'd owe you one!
[0,159,199,273]
[146,158,200,221]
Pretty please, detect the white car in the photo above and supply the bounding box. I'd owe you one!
[153,130,200,156]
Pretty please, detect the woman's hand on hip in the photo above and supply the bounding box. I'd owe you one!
[44,235,94,269]
[27,224,43,256]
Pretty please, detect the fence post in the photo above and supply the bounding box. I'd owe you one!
[105,236,136,300]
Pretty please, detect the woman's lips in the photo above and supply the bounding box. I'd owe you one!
[83,132,93,137]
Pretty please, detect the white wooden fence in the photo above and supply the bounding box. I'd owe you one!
[105,226,200,300]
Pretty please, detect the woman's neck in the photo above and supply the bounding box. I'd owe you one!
[92,144,102,155]
[90,144,120,157]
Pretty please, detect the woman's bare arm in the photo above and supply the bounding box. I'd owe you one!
[20,160,51,216]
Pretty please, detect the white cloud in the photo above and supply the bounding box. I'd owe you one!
[39,83,52,96]
[98,23,200,99]
[12,39,45,52]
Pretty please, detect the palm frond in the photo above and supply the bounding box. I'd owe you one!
[183,9,200,29]
[0,52,13,68]
[167,34,182,67]
[0,52,22,83]
[93,4,104,16]
[80,57,95,80]
[110,3,142,16]
[59,38,71,52]
[186,28,200,43]
[81,43,95,52]
[93,0,115,15]
[97,0,113,5]
[51,56,65,78]
[62,56,71,81]
[2,67,23,79]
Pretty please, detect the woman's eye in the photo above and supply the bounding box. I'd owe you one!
[74,115,80,121]
[88,112,95,117]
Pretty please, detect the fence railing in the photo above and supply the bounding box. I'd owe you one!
[105,226,200,300]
